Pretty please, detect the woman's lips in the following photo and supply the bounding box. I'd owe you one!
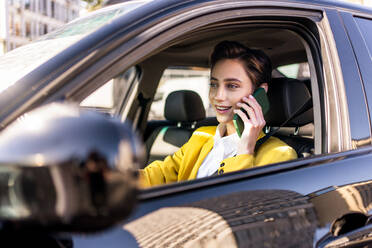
[215,105,232,114]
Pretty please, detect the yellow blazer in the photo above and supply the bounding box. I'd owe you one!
[140,126,297,188]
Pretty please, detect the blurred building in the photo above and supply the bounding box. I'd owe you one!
[0,0,80,55]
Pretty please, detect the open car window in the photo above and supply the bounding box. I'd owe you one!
[137,24,320,187]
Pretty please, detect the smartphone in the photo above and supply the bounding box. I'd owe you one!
[233,87,270,137]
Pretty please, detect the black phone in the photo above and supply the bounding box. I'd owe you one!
[233,87,270,137]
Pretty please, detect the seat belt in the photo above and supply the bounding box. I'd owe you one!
[254,98,313,153]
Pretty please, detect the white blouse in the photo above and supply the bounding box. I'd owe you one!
[196,125,239,178]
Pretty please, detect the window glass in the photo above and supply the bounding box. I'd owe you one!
[277,62,310,79]
[0,1,149,94]
[148,67,214,120]
[355,17,372,59]
[80,67,137,113]
[80,80,114,108]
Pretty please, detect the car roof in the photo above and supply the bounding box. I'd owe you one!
[106,0,372,16]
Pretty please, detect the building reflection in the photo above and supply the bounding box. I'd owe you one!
[310,180,372,227]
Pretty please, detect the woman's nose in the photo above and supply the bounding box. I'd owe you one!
[214,86,226,101]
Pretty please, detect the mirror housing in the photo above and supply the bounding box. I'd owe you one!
[0,103,143,232]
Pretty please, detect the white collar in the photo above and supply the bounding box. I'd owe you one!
[214,124,240,145]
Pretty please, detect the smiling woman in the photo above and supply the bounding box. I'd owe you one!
[139,41,297,188]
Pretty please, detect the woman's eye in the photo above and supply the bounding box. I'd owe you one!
[209,82,217,88]
[228,83,239,89]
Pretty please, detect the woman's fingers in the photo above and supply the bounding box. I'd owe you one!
[235,95,266,155]
[239,97,261,126]
[243,95,266,126]
[247,95,262,112]
[236,102,256,124]
[234,108,250,123]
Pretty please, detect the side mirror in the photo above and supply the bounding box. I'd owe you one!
[0,103,143,232]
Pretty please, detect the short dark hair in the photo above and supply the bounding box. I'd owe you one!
[210,41,272,88]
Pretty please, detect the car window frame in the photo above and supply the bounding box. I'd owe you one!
[112,9,329,192]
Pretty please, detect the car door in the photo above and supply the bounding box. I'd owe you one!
[308,7,372,248]
[65,1,372,247]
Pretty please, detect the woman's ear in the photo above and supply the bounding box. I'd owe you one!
[260,82,268,93]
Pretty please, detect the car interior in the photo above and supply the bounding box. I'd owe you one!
[137,26,317,167]
[79,21,321,175]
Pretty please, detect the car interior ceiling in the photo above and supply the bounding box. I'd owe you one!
[134,25,315,167]
[152,27,307,67]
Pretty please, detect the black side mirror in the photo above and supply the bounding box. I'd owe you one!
[0,103,143,232]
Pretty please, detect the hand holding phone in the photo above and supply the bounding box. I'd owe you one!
[233,87,270,138]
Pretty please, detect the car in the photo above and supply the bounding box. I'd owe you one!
[0,0,372,247]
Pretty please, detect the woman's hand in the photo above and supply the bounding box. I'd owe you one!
[234,95,266,155]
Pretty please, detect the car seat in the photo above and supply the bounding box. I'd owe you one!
[266,77,314,157]
[145,90,210,164]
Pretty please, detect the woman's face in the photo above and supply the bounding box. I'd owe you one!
[209,59,254,125]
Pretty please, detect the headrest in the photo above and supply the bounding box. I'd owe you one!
[265,78,313,127]
[164,90,206,122]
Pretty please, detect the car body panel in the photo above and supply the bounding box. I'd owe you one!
[324,9,371,146]
[340,12,372,145]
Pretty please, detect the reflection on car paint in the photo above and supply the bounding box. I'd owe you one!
[125,190,317,247]
[310,180,372,227]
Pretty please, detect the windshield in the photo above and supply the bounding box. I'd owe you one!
[0,0,151,95]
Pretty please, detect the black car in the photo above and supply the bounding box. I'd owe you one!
[1,0,372,247]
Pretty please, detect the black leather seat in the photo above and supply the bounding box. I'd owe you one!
[266,77,314,157]
[145,90,213,164]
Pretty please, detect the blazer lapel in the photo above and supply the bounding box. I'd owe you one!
[188,129,265,179]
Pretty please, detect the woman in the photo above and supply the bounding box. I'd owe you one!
[140,41,297,188]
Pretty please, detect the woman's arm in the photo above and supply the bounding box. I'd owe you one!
[139,146,184,188]
[139,126,215,188]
